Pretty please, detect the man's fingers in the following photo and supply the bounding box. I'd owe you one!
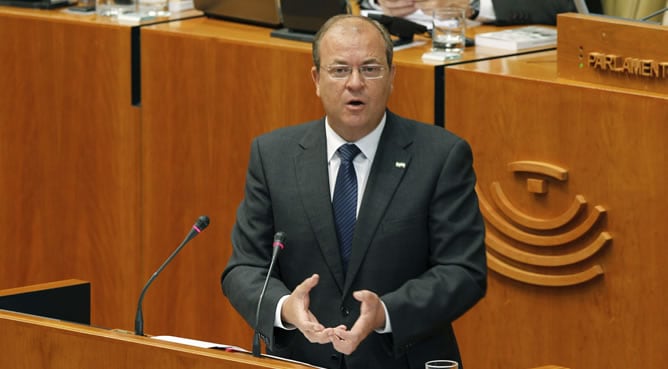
[352,289,372,302]
[330,328,357,355]
[303,326,332,344]
[294,274,319,296]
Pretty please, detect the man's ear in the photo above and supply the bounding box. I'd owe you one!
[390,64,397,92]
[311,66,321,96]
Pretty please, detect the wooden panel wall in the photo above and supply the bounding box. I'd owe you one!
[0,9,141,329]
[445,51,668,369]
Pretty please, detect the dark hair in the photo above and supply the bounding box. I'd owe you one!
[312,15,394,70]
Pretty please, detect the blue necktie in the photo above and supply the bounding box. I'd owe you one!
[333,144,361,273]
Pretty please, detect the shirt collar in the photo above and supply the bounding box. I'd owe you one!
[325,113,386,163]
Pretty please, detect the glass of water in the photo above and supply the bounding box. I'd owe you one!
[425,359,459,369]
[96,0,136,16]
[431,7,466,59]
[138,0,170,17]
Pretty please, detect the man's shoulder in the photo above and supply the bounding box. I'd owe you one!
[257,119,322,141]
[387,112,464,143]
[251,119,324,155]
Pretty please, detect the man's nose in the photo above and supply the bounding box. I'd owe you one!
[345,69,365,89]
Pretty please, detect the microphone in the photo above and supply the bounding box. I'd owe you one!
[134,215,210,336]
[640,7,668,22]
[573,0,589,15]
[252,231,287,357]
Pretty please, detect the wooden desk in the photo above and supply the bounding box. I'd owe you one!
[445,50,668,369]
[141,18,555,126]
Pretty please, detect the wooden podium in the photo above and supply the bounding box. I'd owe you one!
[0,280,565,369]
[444,13,668,369]
[0,309,315,369]
[0,280,313,369]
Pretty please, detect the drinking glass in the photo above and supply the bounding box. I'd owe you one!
[431,7,466,59]
[138,0,169,16]
[96,0,135,16]
[425,359,459,369]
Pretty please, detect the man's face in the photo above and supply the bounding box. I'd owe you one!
[311,19,396,142]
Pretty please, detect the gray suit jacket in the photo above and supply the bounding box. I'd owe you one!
[222,111,486,369]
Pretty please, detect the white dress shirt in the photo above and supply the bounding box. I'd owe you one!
[325,115,385,211]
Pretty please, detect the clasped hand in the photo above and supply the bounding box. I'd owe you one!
[281,274,386,355]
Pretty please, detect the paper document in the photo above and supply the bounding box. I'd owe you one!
[152,335,248,351]
[474,26,557,51]
[151,335,327,369]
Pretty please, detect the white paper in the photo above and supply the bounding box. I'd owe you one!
[151,335,327,369]
[151,335,248,352]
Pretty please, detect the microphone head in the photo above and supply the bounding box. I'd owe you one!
[195,215,210,232]
[273,231,286,249]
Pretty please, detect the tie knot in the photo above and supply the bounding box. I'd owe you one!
[338,144,361,163]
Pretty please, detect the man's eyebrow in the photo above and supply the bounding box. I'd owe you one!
[327,58,383,65]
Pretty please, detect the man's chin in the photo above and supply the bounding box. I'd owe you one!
[340,115,370,129]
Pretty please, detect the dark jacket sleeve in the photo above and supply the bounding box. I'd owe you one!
[491,0,601,25]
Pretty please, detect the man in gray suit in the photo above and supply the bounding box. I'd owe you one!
[366,0,603,25]
[221,14,486,369]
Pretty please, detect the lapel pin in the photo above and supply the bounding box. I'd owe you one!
[395,161,406,168]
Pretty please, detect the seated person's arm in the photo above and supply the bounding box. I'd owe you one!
[372,0,419,17]
[487,0,578,25]
[369,0,477,19]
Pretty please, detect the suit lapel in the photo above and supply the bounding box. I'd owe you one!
[295,120,346,291]
[344,113,413,293]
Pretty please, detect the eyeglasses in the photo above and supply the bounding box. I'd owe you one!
[323,64,386,80]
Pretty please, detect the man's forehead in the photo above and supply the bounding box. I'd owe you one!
[319,46,385,65]
[324,18,377,39]
[321,23,383,49]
